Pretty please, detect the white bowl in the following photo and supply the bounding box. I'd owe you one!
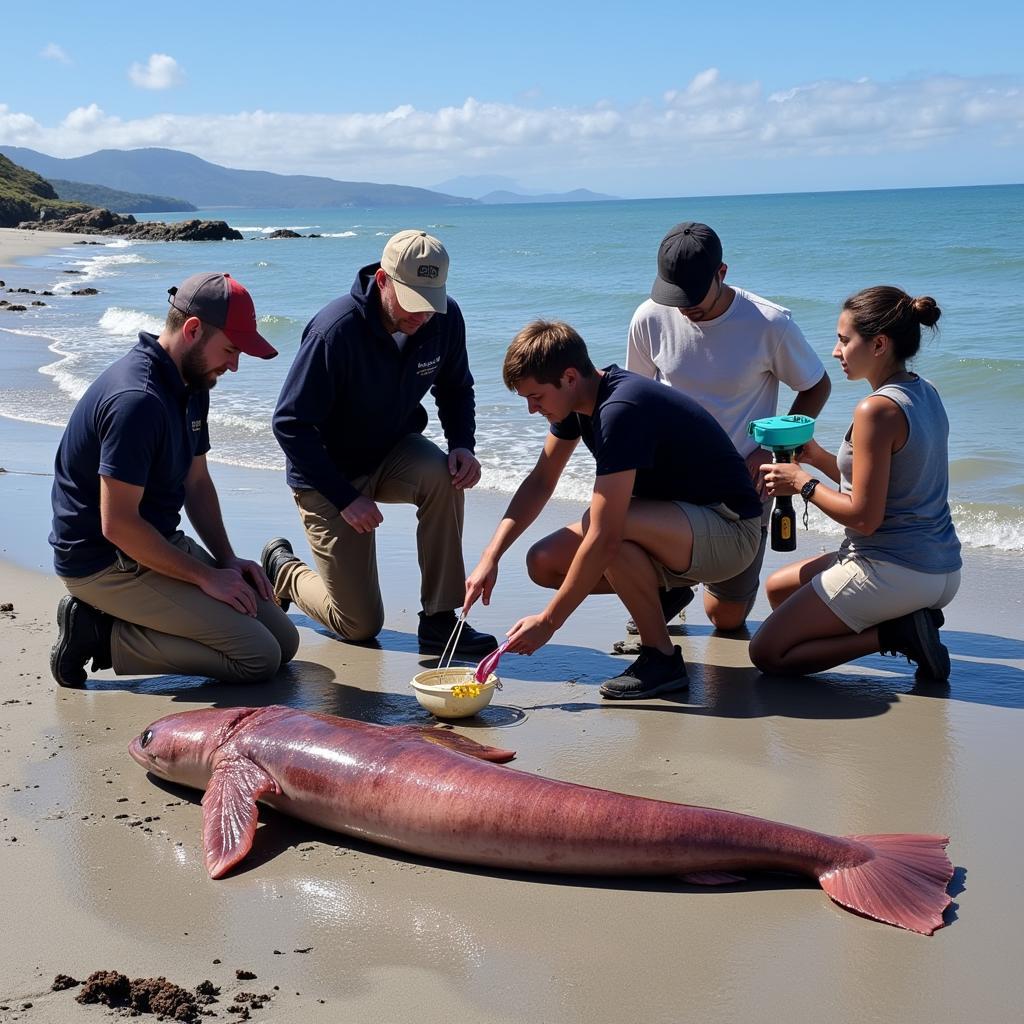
[410,667,500,719]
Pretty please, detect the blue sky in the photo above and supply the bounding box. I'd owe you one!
[2,0,1021,197]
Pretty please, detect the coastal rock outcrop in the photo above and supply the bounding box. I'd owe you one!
[17,208,243,242]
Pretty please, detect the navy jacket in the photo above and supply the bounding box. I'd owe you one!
[50,332,211,577]
[273,264,475,512]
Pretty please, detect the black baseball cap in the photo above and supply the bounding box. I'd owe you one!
[650,222,723,307]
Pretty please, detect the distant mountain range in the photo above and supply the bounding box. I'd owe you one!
[432,174,619,204]
[479,188,618,204]
[49,179,196,214]
[0,147,473,210]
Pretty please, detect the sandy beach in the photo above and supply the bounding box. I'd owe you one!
[2,402,1024,1022]
[2,236,1023,1022]
[0,228,92,270]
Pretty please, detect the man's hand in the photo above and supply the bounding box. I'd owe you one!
[223,556,274,602]
[448,448,481,490]
[341,495,384,534]
[745,446,771,500]
[199,566,259,616]
[464,558,498,612]
[506,613,556,655]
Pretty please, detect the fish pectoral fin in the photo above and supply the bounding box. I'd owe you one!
[680,871,747,886]
[413,727,516,763]
[201,755,280,879]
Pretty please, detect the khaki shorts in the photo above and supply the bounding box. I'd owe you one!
[655,503,762,589]
[811,552,961,634]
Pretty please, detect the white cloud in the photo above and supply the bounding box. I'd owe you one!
[40,43,71,64]
[0,103,42,144]
[2,70,1022,194]
[128,53,185,90]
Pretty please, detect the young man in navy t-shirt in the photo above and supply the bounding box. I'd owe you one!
[48,273,298,688]
[464,320,762,699]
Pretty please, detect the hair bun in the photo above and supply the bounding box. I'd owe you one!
[911,295,941,328]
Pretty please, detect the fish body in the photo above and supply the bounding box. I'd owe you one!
[128,706,953,934]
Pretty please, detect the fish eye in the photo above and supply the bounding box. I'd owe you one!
[140,729,153,748]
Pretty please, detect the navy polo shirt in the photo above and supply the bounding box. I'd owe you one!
[551,365,762,519]
[49,332,211,577]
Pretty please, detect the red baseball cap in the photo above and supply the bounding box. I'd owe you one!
[167,272,277,359]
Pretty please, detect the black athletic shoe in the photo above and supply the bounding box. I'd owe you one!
[625,586,695,635]
[599,645,690,700]
[878,608,950,682]
[261,537,298,612]
[49,595,113,688]
[418,610,497,657]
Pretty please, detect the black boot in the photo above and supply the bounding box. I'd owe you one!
[49,595,113,688]
[261,537,298,612]
[878,609,950,682]
[418,610,497,657]
[599,645,689,700]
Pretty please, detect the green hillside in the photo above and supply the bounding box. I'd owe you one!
[0,153,91,227]
[49,178,196,213]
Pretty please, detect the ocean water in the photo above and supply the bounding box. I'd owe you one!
[2,185,1022,552]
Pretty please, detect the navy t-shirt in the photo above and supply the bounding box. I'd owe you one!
[49,332,211,577]
[550,365,761,518]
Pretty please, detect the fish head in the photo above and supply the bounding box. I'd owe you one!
[128,706,262,788]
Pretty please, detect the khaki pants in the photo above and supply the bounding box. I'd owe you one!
[61,533,299,683]
[277,434,466,641]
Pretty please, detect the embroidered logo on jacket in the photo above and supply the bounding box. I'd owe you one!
[191,419,203,432]
[416,356,441,376]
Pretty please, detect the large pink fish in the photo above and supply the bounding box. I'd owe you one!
[128,706,954,934]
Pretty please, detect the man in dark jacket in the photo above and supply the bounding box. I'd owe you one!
[265,230,496,654]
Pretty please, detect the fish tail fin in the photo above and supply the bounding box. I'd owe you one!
[819,833,954,935]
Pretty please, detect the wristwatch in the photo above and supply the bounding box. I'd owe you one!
[800,478,821,501]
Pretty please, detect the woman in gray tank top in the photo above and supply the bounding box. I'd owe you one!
[749,286,961,682]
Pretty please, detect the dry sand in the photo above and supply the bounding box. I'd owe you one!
[0,228,92,270]
[2,408,1023,1023]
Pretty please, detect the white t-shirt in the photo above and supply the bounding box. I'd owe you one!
[626,287,825,457]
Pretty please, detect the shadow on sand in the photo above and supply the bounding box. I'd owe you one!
[87,616,1024,727]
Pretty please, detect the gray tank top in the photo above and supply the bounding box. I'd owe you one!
[836,375,961,572]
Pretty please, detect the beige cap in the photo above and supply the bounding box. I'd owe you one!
[380,229,449,314]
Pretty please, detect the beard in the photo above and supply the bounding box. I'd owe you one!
[181,335,217,390]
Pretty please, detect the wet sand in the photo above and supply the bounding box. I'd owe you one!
[2,409,1023,1022]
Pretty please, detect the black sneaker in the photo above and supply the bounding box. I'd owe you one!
[599,645,689,700]
[49,595,113,688]
[625,586,695,635]
[418,610,497,657]
[261,537,298,612]
[878,608,950,682]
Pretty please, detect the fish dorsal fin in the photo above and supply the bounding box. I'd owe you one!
[411,727,516,763]
[201,754,280,879]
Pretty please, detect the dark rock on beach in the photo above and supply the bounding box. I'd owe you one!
[265,228,303,239]
[17,206,243,241]
[70,287,99,295]
[73,969,203,1021]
